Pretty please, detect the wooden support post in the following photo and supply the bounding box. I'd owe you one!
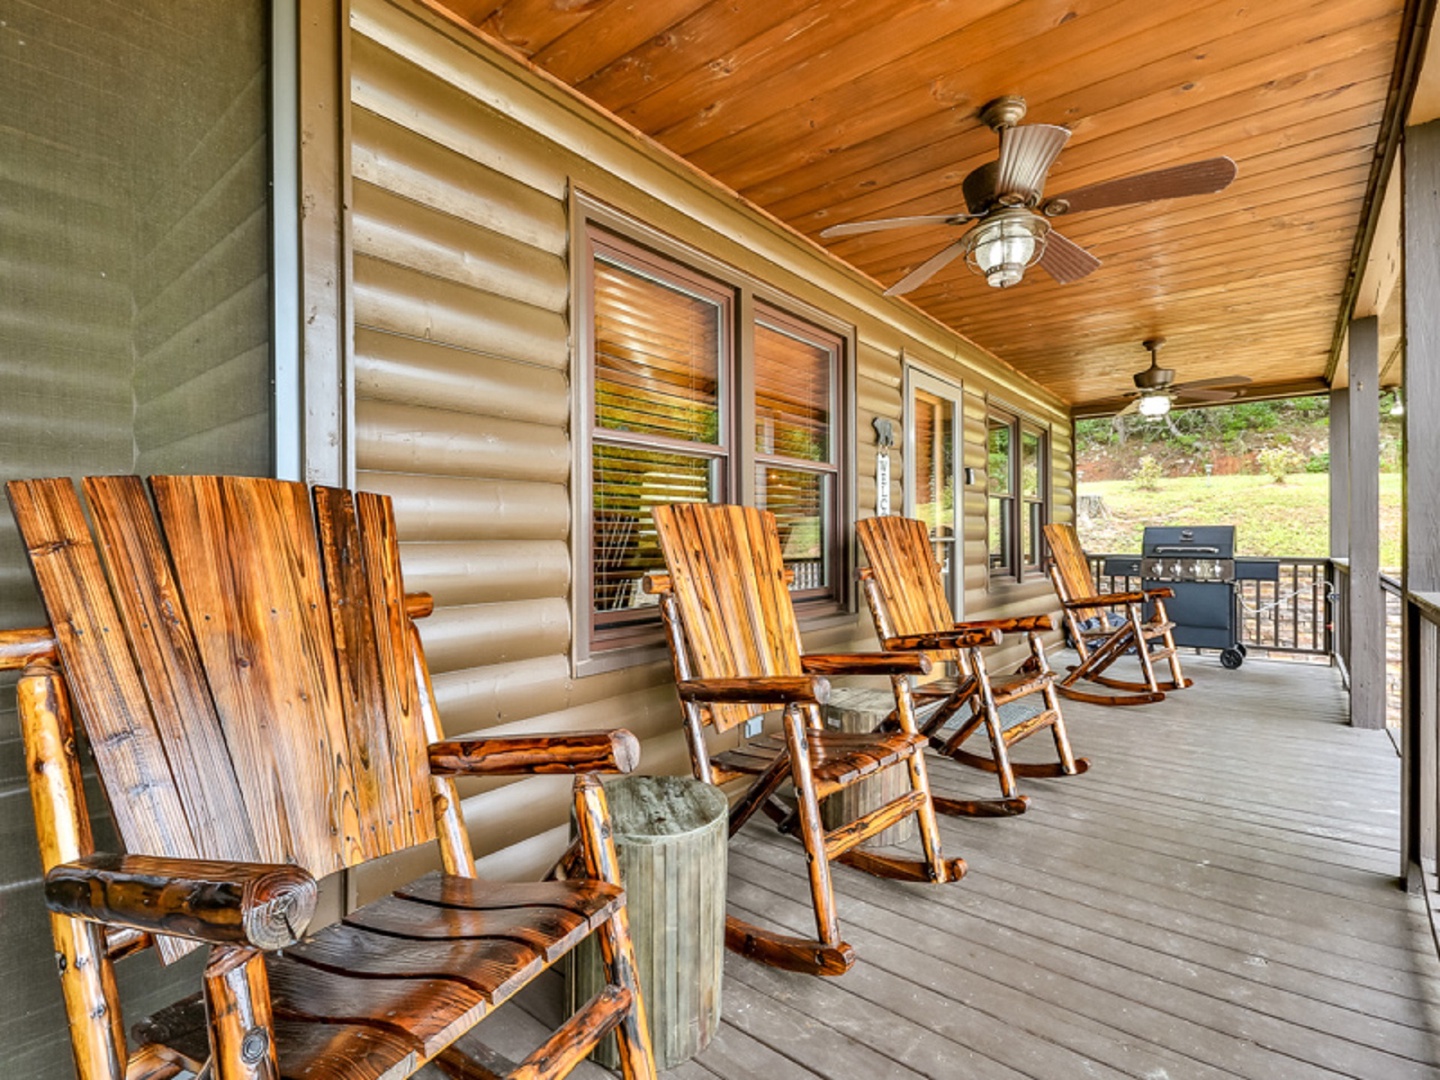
[203,947,279,1080]
[1347,316,1385,729]
[569,776,726,1070]
[1403,118,1440,884]
[571,775,657,1080]
[18,661,125,1080]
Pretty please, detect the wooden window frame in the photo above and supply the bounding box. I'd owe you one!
[572,195,856,676]
[986,404,1050,586]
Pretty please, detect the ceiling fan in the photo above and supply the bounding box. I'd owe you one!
[819,96,1237,295]
[1118,338,1252,419]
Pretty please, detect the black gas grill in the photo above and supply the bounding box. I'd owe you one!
[1104,526,1277,669]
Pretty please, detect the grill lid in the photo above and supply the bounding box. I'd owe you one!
[1141,525,1236,558]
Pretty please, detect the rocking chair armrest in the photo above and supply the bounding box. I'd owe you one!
[1062,590,1148,608]
[1143,586,1175,600]
[675,675,831,707]
[0,626,57,671]
[881,628,1002,651]
[45,853,317,950]
[404,592,435,619]
[801,652,934,676]
[428,730,641,776]
[950,615,1053,634]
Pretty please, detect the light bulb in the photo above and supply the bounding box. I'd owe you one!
[1138,394,1171,418]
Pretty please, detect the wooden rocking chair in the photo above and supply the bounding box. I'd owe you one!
[3,475,655,1080]
[1042,522,1192,706]
[645,503,965,977]
[856,515,1089,816]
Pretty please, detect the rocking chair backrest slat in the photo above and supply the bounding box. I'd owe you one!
[1042,522,1103,621]
[8,479,213,937]
[8,477,439,914]
[313,487,436,860]
[651,503,803,732]
[856,516,959,660]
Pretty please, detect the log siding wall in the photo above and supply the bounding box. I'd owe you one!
[0,4,272,1076]
[350,0,1073,888]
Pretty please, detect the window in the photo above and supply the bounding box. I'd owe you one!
[576,215,852,669]
[987,407,1048,581]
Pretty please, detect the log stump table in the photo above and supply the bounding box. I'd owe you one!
[569,774,727,1070]
[820,686,918,847]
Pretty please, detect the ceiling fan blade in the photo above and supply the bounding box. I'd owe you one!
[1167,374,1253,392]
[819,213,973,239]
[1044,157,1237,216]
[1116,397,1142,417]
[1174,388,1240,403]
[1037,230,1101,284]
[884,238,969,296]
[996,123,1070,202]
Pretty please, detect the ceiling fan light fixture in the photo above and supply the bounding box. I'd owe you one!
[1138,393,1172,419]
[965,208,1049,288]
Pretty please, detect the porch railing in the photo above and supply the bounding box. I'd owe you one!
[1086,554,1333,656]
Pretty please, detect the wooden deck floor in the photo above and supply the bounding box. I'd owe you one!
[481,655,1440,1079]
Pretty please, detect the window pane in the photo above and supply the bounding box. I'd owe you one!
[756,465,830,590]
[913,389,955,536]
[987,419,1012,496]
[989,495,1013,572]
[1025,500,1043,567]
[755,321,831,463]
[594,257,722,444]
[593,445,719,617]
[1021,430,1041,498]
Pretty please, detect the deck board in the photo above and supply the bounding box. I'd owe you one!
[444,656,1440,1078]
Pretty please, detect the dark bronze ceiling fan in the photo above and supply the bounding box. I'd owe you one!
[1118,338,1252,418]
[819,96,1237,295]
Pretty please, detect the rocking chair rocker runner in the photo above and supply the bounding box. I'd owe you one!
[4,475,656,1080]
[857,515,1089,815]
[1042,522,1192,706]
[646,503,965,977]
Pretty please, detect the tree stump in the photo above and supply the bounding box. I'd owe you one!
[568,775,727,1070]
[820,687,918,848]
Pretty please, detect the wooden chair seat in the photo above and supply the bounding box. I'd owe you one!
[1043,522,1192,706]
[856,515,1088,816]
[647,503,963,977]
[912,672,1051,713]
[712,729,926,797]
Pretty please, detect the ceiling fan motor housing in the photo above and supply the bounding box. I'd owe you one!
[1134,364,1176,390]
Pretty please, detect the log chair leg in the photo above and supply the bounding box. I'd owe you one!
[781,707,844,947]
[969,652,1019,800]
[887,680,962,883]
[573,775,657,1080]
[1154,599,1188,689]
[1127,602,1163,693]
[203,947,278,1080]
[1032,634,1083,776]
[19,661,126,1080]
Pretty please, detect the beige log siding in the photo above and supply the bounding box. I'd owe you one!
[348,0,1072,888]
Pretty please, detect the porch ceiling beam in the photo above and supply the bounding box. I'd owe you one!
[1324,0,1437,386]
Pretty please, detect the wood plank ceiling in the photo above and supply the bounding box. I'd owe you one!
[426,0,1410,413]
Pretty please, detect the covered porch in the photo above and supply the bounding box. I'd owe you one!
[7,0,1440,1076]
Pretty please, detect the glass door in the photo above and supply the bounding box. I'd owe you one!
[905,367,964,617]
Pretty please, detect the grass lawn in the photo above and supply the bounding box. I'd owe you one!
[1076,471,1402,568]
